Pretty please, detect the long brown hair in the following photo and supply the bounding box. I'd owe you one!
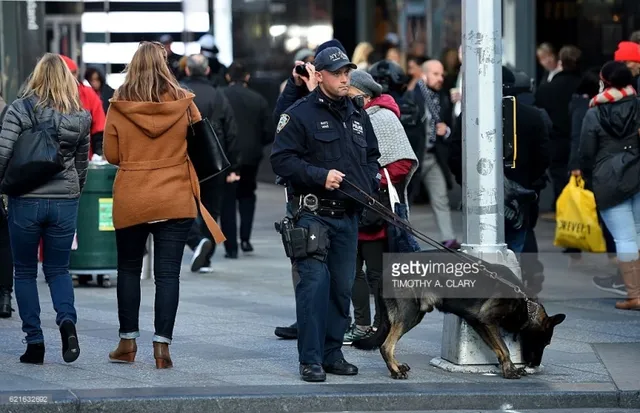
[22,53,82,114]
[114,41,188,102]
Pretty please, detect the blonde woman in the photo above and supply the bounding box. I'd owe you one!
[104,41,225,368]
[0,53,91,364]
[352,42,374,70]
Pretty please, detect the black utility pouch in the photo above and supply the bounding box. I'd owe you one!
[275,217,308,259]
[289,227,309,258]
[306,221,330,262]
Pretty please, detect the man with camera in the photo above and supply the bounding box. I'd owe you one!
[272,40,348,125]
[270,47,380,382]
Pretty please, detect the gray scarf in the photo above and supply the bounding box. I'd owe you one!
[366,105,419,206]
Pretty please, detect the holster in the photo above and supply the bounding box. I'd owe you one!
[274,217,330,262]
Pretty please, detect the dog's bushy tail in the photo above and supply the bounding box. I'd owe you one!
[352,282,390,351]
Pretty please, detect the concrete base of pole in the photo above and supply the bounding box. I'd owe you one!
[433,245,526,371]
[429,356,542,375]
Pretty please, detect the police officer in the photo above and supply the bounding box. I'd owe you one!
[270,47,381,382]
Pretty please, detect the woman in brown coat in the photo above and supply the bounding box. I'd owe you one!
[103,41,225,368]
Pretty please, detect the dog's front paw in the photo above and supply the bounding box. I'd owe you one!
[501,363,523,379]
[516,367,528,376]
[390,369,409,379]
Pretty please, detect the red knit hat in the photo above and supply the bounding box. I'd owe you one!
[59,55,78,72]
[614,41,640,63]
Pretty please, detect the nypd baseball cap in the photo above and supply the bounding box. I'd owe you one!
[314,47,357,72]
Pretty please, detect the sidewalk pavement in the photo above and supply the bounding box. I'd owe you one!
[0,183,639,413]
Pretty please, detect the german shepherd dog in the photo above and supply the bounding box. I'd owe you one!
[352,250,566,380]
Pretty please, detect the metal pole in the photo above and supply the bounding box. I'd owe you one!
[430,0,524,374]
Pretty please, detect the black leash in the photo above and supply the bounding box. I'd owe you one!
[335,178,470,259]
[334,177,532,301]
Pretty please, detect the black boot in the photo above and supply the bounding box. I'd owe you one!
[59,320,80,363]
[0,289,12,318]
[20,343,45,364]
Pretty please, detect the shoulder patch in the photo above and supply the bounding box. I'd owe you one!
[277,114,290,133]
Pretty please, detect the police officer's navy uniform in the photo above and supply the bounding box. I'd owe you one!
[270,47,381,382]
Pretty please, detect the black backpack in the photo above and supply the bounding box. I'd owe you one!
[0,99,64,196]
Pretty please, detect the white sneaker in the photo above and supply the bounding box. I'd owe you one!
[190,239,213,272]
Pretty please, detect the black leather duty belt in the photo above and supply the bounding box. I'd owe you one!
[291,194,353,218]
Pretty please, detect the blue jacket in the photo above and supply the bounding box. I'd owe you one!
[270,88,381,205]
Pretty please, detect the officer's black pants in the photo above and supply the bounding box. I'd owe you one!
[0,211,13,292]
[293,209,359,365]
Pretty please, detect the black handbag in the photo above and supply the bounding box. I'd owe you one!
[186,108,230,183]
[0,99,64,196]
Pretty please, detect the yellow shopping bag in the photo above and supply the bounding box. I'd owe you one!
[553,175,606,253]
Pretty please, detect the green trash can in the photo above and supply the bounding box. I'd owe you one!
[69,161,118,287]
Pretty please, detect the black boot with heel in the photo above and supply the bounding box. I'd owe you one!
[20,343,45,364]
[59,320,80,363]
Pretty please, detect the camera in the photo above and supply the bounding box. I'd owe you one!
[295,64,309,78]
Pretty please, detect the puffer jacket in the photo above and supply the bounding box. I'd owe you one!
[579,95,640,210]
[0,95,91,198]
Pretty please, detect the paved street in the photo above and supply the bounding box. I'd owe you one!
[0,182,639,412]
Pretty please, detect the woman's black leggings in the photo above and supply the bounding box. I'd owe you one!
[351,239,386,327]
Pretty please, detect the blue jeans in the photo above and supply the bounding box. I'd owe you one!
[7,197,79,344]
[599,191,640,262]
[115,218,193,344]
[293,209,359,365]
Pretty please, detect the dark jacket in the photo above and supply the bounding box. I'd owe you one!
[567,94,590,172]
[448,101,551,191]
[0,96,91,198]
[273,76,310,125]
[534,70,581,164]
[181,76,240,174]
[270,88,381,203]
[409,85,454,191]
[579,95,640,210]
[222,83,274,166]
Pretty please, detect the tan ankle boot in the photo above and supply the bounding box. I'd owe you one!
[153,342,172,369]
[108,339,137,363]
[615,259,640,310]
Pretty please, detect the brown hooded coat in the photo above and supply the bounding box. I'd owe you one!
[103,92,225,243]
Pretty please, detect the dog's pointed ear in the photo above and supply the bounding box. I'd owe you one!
[547,314,566,328]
